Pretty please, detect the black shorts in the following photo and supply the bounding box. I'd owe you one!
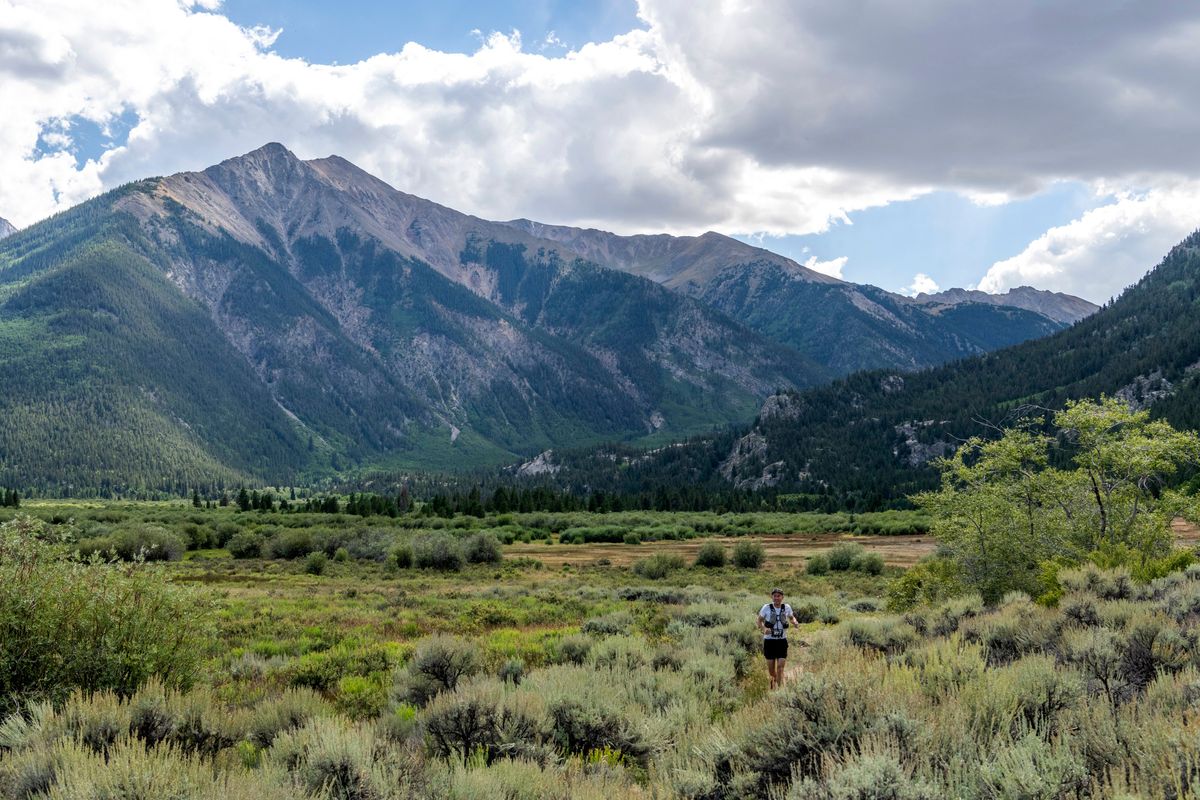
[763,637,789,660]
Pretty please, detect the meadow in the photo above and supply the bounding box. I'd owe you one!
[2,501,1200,798]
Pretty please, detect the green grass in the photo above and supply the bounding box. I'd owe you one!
[4,502,1197,798]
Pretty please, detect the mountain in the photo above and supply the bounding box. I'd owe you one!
[915,286,1098,325]
[0,218,15,239]
[501,220,1088,373]
[546,230,1200,508]
[0,144,819,491]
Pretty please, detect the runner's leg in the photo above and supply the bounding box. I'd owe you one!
[775,658,787,688]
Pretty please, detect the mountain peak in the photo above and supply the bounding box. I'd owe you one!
[0,216,15,240]
[916,286,1098,325]
[210,142,302,175]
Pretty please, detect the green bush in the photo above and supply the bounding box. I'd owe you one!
[463,533,502,564]
[413,533,465,571]
[731,541,766,569]
[806,554,830,575]
[0,516,210,710]
[226,531,264,559]
[694,542,727,568]
[555,635,593,665]
[886,557,966,612]
[77,524,187,562]
[388,543,413,570]
[303,552,328,575]
[852,552,886,575]
[632,553,686,580]
[268,529,316,559]
[828,544,865,572]
[333,547,350,563]
[333,675,389,720]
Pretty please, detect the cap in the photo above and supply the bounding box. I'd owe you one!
[770,587,784,595]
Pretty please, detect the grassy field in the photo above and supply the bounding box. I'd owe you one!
[3,502,1200,798]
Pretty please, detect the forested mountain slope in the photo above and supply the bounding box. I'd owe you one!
[502,219,1094,373]
[546,231,1200,509]
[0,145,816,492]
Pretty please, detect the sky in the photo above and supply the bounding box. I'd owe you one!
[4,2,1200,303]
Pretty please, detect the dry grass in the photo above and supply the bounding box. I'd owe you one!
[508,533,938,568]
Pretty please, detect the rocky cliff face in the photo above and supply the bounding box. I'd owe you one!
[0,218,15,239]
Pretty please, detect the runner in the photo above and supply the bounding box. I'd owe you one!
[757,587,801,690]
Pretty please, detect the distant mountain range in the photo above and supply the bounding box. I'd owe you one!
[916,286,1098,325]
[503,219,1096,373]
[0,218,15,239]
[0,144,1093,491]
[545,231,1200,507]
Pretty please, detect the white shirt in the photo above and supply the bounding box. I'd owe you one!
[759,602,793,640]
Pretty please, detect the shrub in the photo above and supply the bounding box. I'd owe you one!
[268,529,316,559]
[806,554,830,575]
[886,557,966,612]
[581,612,633,637]
[334,675,389,720]
[828,544,865,572]
[731,541,766,569]
[388,543,413,570]
[739,661,880,788]
[498,658,525,686]
[269,716,393,798]
[852,552,885,575]
[422,680,545,764]
[78,525,187,563]
[694,542,727,568]
[303,552,328,576]
[333,547,351,563]
[972,655,1081,738]
[537,677,647,763]
[413,533,465,571]
[555,635,593,666]
[962,600,1058,666]
[632,553,686,580]
[463,533,503,564]
[246,688,329,747]
[843,618,919,656]
[622,532,642,545]
[20,738,298,800]
[791,751,939,800]
[0,516,210,710]
[978,733,1086,797]
[404,636,479,706]
[226,531,264,559]
[590,636,650,671]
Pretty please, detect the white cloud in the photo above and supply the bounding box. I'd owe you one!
[901,273,940,297]
[978,184,1200,302]
[2,0,1200,280]
[802,255,847,279]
